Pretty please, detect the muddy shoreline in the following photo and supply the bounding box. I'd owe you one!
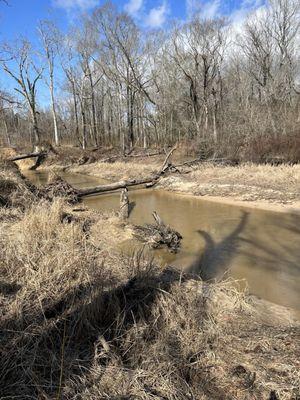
[34,160,300,214]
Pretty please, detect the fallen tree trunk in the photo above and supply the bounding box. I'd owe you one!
[79,145,177,197]
[29,153,47,170]
[78,175,160,197]
[159,144,177,174]
[125,151,162,158]
[9,152,47,162]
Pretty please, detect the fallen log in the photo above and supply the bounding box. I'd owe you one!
[79,145,177,197]
[9,152,47,162]
[133,211,182,253]
[125,151,162,158]
[29,153,47,170]
[78,175,160,197]
[159,144,177,174]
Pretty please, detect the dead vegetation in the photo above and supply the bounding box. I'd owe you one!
[40,171,80,204]
[133,211,182,253]
[0,161,300,399]
[158,163,300,205]
[7,144,300,206]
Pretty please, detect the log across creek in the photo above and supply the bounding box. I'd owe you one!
[78,175,160,197]
[78,144,178,197]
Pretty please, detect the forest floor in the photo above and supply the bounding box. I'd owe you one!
[0,154,299,399]
[20,145,300,213]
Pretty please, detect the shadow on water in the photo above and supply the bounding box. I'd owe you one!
[128,201,136,216]
[188,211,249,281]
[239,212,300,277]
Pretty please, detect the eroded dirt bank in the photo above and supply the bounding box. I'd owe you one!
[9,145,300,212]
[1,149,300,399]
[37,151,300,213]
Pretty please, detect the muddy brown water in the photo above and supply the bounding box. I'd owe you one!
[24,170,300,313]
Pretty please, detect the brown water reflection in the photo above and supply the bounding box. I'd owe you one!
[23,170,300,311]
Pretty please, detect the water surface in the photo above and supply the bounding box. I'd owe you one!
[24,169,300,312]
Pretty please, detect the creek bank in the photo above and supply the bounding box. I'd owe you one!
[1,157,300,399]
[11,145,300,213]
[35,158,300,214]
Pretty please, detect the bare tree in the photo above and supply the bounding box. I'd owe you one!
[93,3,156,150]
[0,39,44,145]
[38,20,60,146]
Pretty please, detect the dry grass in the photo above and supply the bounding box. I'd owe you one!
[69,159,161,181]
[159,163,300,204]
[0,162,300,399]
[57,152,300,204]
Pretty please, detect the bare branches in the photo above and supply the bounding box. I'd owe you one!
[0,39,44,144]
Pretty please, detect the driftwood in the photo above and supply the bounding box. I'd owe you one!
[119,188,129,220]
[9,152,47,162]
[78,176,160,197]
[29,153,48,170]
[125,151,162,158]
[159,144,178,174]
[133,211,182,253]
[39,173,79,204]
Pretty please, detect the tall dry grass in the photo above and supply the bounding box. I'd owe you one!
[158,163,300,203]
[70,159,161,181]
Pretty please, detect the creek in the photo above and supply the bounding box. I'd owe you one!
[24,169,300,312]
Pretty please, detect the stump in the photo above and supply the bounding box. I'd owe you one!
[119,188,129,220]
[133,211,182,253]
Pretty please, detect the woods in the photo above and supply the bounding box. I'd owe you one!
[0,0,299,160]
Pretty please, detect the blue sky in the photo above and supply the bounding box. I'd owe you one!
[0,0,265,107]
[0,0,265,42]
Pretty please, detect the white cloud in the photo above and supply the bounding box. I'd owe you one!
[201,0,220,19]
[52,0,98,11]
[230,0,265,35]
[145,1,168,28]
[186,0,221,20]
[124,0,143,15]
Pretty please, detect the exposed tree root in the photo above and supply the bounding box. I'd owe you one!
[133,211,182,253]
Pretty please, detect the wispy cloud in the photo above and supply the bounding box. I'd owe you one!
[145,1,168,28]
[230,0,265,34]
[124,0,143,16]
[201,0,220,19]
[52,0,98,11]
[186,0,221,20]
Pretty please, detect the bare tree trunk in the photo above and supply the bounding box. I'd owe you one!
[3,119,11,146]
[87,68,98,147]
[72,83,80,144]
[31,108,40,145]
[50,75,59,146]
[81,103,87,150]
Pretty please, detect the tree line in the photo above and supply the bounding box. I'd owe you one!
[0,0,299,160]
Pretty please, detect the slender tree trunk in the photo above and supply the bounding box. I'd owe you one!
[31,107,40,145]
[81,101,87,150]
[71,81,80,144]
[4,119,11,146]
[49,74,59,146]
[87,69,98,147]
